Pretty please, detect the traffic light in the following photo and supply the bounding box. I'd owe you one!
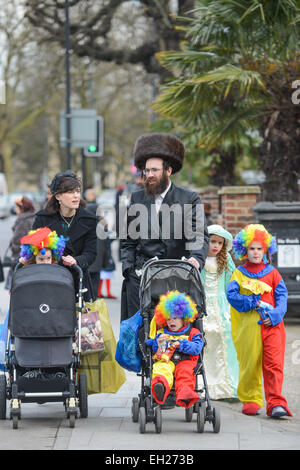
[83,116,104,157]
[87,144,97,153]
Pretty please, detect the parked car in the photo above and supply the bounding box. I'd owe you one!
[0,173,8,196]
[0,195,11,219]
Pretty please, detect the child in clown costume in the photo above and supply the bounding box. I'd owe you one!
[19,227,67,265]
[146,290,204,409]
[227,224,292,418]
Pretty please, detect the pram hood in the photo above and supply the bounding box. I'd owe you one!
[139,259,206,318]
[9,264,77,338]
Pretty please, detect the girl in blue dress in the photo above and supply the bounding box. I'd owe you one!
[201,225,239,400]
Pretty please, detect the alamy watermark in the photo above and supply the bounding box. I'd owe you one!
[291,80,300,105]
[0,80,5,104]
[292,340,300,365]
[96,197,206,251]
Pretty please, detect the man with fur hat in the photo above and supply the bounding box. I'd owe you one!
[120,133,209,321]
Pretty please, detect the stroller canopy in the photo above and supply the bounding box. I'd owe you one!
[9,264,77,338]
[139,259,206,318]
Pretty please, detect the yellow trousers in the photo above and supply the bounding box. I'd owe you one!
[231,308,263,408]
[152,360,175,390]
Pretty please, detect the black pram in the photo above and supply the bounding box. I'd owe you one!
[0,263,87,429]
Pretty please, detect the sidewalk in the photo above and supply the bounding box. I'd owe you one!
[0,244,299,450]
[55,245,300,450]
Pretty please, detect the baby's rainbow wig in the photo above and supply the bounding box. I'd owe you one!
[232,224,277,261]
[20,229,67,262]
[154,290,198,328]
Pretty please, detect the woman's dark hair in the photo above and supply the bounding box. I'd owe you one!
[16,196,34,213]
[45,173,86,213]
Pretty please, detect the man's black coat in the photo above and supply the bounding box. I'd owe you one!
[120,183,209,319]
[121,183,209,274]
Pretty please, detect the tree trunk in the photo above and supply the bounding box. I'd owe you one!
[209,147,237,187]
[1,141,12,191]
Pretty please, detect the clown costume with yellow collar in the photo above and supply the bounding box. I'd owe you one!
[146,291,203,408]
[227,224,292,418]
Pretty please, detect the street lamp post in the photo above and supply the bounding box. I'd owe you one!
[65,0,72,170]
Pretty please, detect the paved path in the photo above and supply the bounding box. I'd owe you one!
[0,240,299,451]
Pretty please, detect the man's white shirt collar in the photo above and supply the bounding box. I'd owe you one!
[155,181,171,212]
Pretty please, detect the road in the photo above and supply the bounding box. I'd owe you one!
[0,216,299,451]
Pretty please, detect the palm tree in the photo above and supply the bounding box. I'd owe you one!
[153,0,300,200]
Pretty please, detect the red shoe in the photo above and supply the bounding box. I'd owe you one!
[242,402,261,415]
[107,294,116,299]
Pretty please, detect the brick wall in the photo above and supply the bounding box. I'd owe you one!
[197,185,261,237]
[219,186,261,236]
[197,185,219,223]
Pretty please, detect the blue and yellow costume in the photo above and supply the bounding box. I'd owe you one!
[227,224,292,417]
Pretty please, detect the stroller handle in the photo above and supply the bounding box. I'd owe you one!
[142,256,200,270]
[70,263,83,279]
[14,261,83,279]
[140,257,203,286]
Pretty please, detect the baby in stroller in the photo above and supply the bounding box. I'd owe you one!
[19,227,67,265]
[147,290,204,409]
[132,258,221,434]
[1,227,87,429]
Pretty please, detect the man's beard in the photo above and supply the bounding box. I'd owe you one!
[144,171,170,197]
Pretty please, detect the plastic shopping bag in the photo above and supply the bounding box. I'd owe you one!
[77,307,105,354]
[78,299,126,394]
[0,311,9,372]
[115,310,143,373]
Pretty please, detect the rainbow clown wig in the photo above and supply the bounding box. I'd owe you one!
[154,290,198,328]
[232,224,277,261]
[20,227,68,263]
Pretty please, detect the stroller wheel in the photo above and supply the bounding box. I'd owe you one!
[12,414,19,430]
[69,413,76,428]
[78,373,88,418]
[212,406,220,433]
[139,406,146,434]
[154,406,162,434]
[196,404,205,433]
[131,397,139,423]
[185,405,194,422]
[0,375,7,419]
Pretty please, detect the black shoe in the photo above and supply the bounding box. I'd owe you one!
[181,398,191,405]
[153,382,165,402]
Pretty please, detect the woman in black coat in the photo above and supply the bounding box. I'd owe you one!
[33,171,97,301]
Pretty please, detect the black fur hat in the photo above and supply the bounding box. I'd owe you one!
[133,133,185,174]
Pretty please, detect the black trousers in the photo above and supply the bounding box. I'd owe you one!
[120,270,141,322]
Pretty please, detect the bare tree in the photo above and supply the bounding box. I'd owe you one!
[0,0,52,190]
[25,0,195,81]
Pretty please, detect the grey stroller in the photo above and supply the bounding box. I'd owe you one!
[0,263,87,429]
